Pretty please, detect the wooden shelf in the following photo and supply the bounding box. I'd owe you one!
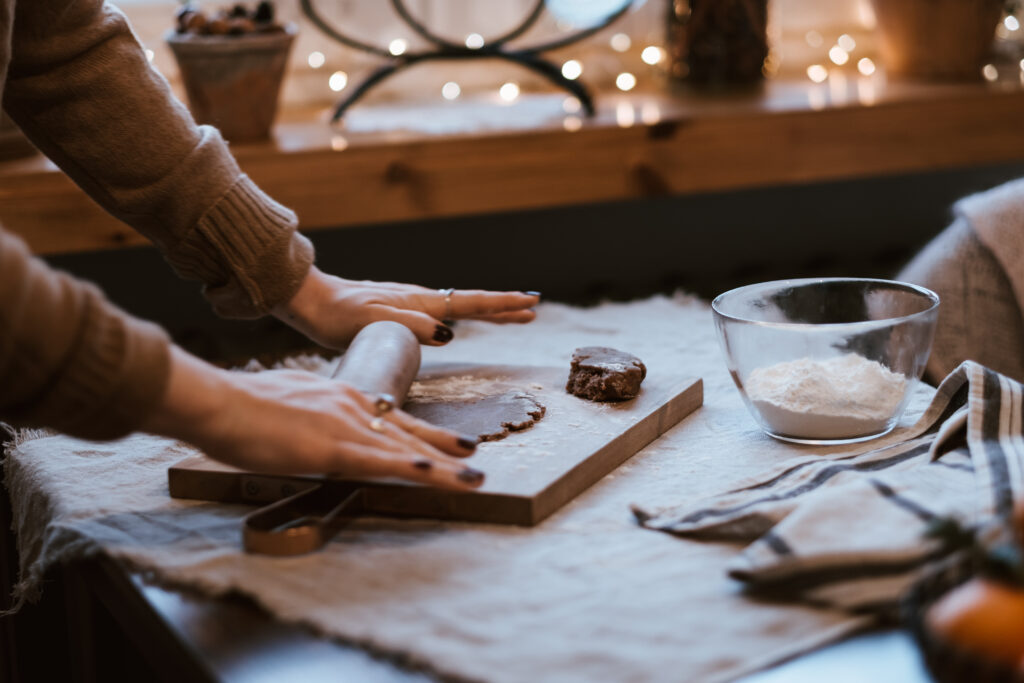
[4,77,1024,256]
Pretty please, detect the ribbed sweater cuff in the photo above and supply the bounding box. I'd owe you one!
[54,291,172,440]
[166,174,314,319]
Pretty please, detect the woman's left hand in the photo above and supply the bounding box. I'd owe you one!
[273,266,540,348]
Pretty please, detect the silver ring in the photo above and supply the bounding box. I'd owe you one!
[374,393,395,415]
[369,417,386,433]
[438,287,454,320]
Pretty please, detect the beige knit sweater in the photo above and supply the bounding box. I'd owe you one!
[0,0,314,439]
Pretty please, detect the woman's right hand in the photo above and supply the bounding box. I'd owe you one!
[141,346,485,490]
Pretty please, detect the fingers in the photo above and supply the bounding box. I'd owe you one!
[442,290,540,319]
[204,371,485,489]
[361,290,539,345]
[461,310,537,324]
[341,388,483,489]
[384,409,479,457]
[346,388,478,458]
[341,416,485,491]
[335,444,485,491]
[367,305,455,346]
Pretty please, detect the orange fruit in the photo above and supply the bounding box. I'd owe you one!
[926,577,1024,665]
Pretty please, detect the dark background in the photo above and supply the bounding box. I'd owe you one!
[44,160,1024,362]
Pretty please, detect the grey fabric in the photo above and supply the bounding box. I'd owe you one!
[898,217,1024,383]
[636,361,1020,614]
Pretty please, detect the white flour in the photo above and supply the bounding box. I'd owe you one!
[744,354,908,440]
[407,375,512,402]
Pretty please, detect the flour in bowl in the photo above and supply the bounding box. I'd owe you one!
[744,354,907,439]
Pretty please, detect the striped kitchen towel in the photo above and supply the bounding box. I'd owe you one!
[633,361,1024,613]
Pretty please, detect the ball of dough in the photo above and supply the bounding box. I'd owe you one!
[566,347,646,401]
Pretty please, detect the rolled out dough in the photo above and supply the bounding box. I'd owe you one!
[402,374,546,441]
[405,391,546,442]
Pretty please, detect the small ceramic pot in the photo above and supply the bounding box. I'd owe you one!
[166,24,296,143]
[870,0,1003,81]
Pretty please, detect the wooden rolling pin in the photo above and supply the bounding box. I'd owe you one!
[331,319,421,402]
[243,320,421,555]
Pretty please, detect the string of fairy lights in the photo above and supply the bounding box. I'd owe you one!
[298,18,1023,108]
[301,27,662,104]
[996,12,1024,82]
[803,31,875,84]
[802,10,1024,86]
[142,3,1024,113]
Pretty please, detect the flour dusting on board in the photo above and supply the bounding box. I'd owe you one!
[408,375,516,402]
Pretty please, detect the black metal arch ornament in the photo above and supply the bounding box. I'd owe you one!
[299,0,636,122]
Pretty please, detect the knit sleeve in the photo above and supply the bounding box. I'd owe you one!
[2,0,313,318]
[0,229,171,440]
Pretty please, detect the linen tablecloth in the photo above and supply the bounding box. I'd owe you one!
[6,295,918,683]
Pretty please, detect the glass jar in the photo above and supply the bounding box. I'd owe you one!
[666,0,769,87]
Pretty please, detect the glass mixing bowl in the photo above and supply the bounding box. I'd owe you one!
[712,278,940,445]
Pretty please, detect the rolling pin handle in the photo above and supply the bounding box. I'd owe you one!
[244,321,421,556]
[243,483,365,556]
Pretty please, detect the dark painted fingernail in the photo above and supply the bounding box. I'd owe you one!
[457,467,485,485]
[457,435,478,450]
[441,318,456,327]
[413,459,433,471]
[524,291,541,297]
[433,324,454,343]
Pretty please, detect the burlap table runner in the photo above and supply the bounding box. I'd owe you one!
[6,295,915,682]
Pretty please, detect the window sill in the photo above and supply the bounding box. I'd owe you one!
[3,76,1024,255]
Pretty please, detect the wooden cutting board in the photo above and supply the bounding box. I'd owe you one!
[169,363,702,526]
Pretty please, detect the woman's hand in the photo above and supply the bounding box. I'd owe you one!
[142,346,485,489]
[273,266,540,348]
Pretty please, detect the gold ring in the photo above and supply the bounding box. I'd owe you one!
[369,417,386,433]
[438,287,454,320]
[375,393,395,415]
